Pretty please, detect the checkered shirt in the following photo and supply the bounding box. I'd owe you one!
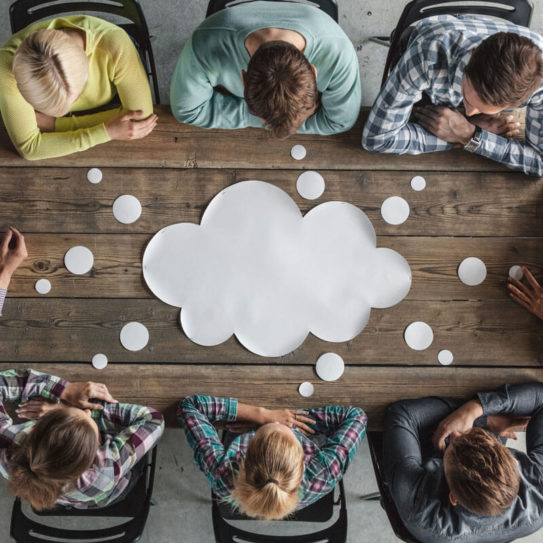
[0,369,164,508]
[362,15,543,176]
[178,395,367,509]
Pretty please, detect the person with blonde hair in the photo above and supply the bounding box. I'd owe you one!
[0,15,157,160]
[1,369,164,510]
[178,395,367,520]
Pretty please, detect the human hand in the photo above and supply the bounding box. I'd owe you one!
[0,226,28,289]
[508,267,543,319]
[16,399,61,420]
[414,106,476,144]
[35,111,56,132]
[433,400,483,451]
[471,114,520,138]
[262,408,315,435]
[487,414,530,440]
[105,110,157,140]
[61,382,117,410]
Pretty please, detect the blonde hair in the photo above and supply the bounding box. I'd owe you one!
[8,409,98,511]
[12,28,89,117]
[231,427,304,520]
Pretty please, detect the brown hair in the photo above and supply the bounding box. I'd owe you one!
[8,409,98,511]
[445,428,520,516]
[12,29,89,116]
[465,32,543,107]
[231,427,304,519]
[244,40,318,139]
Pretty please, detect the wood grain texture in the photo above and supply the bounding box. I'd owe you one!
[6,234,543,300]
[0,108,511,171]
[1,298,541,367]
[0,168,541,236]
[2,363,540,427]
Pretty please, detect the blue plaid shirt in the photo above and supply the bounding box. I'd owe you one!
[362,15,543,176]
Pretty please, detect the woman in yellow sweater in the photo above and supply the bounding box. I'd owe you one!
[0,15,157,160]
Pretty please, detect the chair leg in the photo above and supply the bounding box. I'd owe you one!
[361,491,381,501]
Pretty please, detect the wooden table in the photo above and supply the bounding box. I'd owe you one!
[1,106,542,427]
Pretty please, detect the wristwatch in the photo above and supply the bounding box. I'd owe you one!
[464,126,483,152]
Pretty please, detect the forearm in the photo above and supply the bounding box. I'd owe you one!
[0,369,67,404]
[478,383,543,417]
[55,108,122,131]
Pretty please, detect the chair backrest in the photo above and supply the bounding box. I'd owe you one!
[381,0,534,87]
[10,447,158,543]
[206,0,338,23]
[9,0,160,103]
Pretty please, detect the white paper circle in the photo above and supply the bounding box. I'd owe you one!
[35,279,51,295]
[458,257,487,286]
[296,171,325,200]
[410,176,426,191]
[87,168,103,184]
[113,195,142,225]
[291,144,307,160]
[509,265,523,280]
[381,196,410,225]
[438,349,454,365]
[64,246,94,275]
[315,353,345,382]
[92,353,108,370]
[120,322,149,352]
[298,382,314,397]
[404,321,434,351]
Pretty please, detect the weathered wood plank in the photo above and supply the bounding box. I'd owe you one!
[0,168,541,236]
[0,108,512,172]
[1,299,541,366]
[2,363,540,428]
[6,235,542,300]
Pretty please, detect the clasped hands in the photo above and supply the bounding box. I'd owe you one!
[16,381,117,421]
[413,106,520,144]
[227,408,316,436]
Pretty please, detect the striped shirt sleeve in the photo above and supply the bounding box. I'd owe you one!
[0,288,6,316]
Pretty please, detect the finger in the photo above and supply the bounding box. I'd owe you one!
[295,415,315,425]
[509,292,533,312]
[500,431,517,440]
[9,227,25,252]
[523,267,541,290]
[18,400,46,408]
[122,110,144,121]
[415,108,439,122]
[0,229,13,253]
[81,401,103,411]
[434,429,449,452]
[96,384,117,403]
[295,421,315,434]
[508,277,533,298]
[508,284,532,305]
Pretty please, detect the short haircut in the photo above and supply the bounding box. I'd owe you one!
[465,32,543,107]
[12,29,89,117]
[244,40,318,139]
[446,428,520,516]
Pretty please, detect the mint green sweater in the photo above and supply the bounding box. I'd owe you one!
[170,1,361,135]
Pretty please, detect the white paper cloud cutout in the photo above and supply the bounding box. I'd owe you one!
[143,181,411,357]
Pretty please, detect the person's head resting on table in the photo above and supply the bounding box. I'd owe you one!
[442,427,520,516]
[12,28,88,119]
[8,404,99,511]
[242,38,319,140]
[231,421,305,520]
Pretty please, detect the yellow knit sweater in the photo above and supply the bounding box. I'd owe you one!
[0,15,153,160]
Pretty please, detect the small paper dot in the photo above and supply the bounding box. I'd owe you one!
[113,195,142,225]
[92,353,108,370]
[120,322,149,352]
[458,257,487,286]
[381,196,410,225]
[87,168,103,184]
[35,279,51,295]
[509,265,523,280]
[438,350,454,365]
[315,353,344,382]
[291,144,307,160]
[296,171,325,200]
[404,321,434,351]
[298,381,314,397]
[410,176,426,191]
[64,246,94,275]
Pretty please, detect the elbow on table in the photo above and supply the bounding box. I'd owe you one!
[361,131,400,154]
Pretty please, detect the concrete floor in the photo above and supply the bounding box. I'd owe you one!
[1,0,543,541]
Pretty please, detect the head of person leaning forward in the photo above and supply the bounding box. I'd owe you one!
[243,40,319,140]
[443,427,520,516]
[231,421,305,519]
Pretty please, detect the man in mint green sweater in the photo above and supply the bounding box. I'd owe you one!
[170,1,361,137]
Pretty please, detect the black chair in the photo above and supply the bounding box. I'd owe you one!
[9,0,160,103]
[361,432,421,543]
[211,431,347,542]
[206,0,338,23]
[378,0,534,87]
[10,446,158,543]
